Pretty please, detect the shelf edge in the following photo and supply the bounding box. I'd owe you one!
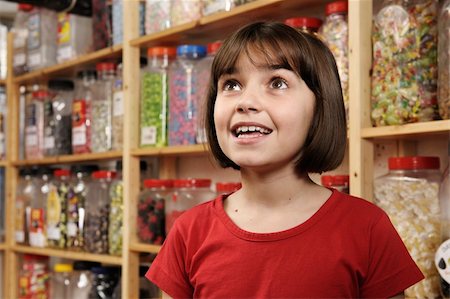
[12,151,123,166]
[129,242,161,254]
[361,120,450,139]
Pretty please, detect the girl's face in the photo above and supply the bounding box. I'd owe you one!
[214,52,316,174]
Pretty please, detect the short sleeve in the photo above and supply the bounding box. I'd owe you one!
[360,212,424,297]
[146,221,194,298]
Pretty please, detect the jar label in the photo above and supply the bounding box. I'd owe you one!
[28,52,42,68]
[47,186,61,234]
[435,239,450,283]
[57,13,71,45]
[141,126,157,145]
[67,222,77,237]
[72,125,87,146]
[13,53,26,67]
[15,199,25,241]
[113,90,124,117]
[44,136,55,149]
[25,126,38,147]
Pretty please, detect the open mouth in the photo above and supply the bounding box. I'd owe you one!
[233,125,273,138]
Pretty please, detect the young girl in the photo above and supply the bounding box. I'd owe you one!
[146,21,423,298]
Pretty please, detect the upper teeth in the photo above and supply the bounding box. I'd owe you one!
[236,126,271,134]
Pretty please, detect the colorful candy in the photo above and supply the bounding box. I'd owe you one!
[438,0,450,119]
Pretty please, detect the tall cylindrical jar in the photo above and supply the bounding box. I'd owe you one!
[371,0,439,126]
[141,47,176,147]
[15,168,38,245]
[438,0,450,120]
[25,90,47,160]
[319,1,349,124]
[92,0,113,50]
[137,179,173,244]
[72,261,100,299]
[171,0,202,27]
[145,0,171,35]
[112,63,123,151]
[12,4,32,75]
[374,156,441,297]
[91,62,115,153]
[108,163,123,256]
[85,170,116,254]
[18,254,50,299]
[50,263,73,299]
[72,70,96,154]
[168,45,207,146]
[45,79,74,156]
[284,17,323,36]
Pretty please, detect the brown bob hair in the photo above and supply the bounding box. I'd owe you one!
[204,21,347,175]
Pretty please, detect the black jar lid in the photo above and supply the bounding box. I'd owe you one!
[48,79,74,91]
[115,160,147,172]
[76,70,97,79]
[73,261,101,271]
[71,164,99,174]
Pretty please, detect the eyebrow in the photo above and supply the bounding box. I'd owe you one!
[221,63,293,76]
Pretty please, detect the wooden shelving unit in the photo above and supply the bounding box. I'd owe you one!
[131,144,208,157]
[0,79,5,85]
[129,242,161,254]
[0,243,6,251]
[12,150,123,166]
[361,119,450,139]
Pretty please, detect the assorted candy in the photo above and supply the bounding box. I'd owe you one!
[438,0,450,119]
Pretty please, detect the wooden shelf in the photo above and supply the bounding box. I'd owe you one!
[0,79,5,85]
[0,243,6,250]
[13,245,123,265]
[130,0,327,48]
[361,120,450,139]
[130,242,161,254]
[13,150,122,166]
[132,144,208,157]
[0,160,8,167]
[13,44,123,84]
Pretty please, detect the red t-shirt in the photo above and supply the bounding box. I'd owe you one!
[147,189,423,298]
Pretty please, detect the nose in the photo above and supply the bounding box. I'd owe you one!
[235,85,260,113]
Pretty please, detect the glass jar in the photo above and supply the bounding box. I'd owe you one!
[72,70,96,154]
[374,156,441,297]
[139,265,160,298]
[166,179,214,232]
[371,0,439,126]
[66,165,99,251]
[195,41,222,144]
[0,86,6,160]
[92,0,113,51]
[91,62,115,153]
[215,182,241,196]
[12,4,33,75]
[284,17,323,36]
[26,6,57,71]
[108,163,123,256]
[72,261,100,299]
[46,169,71,249]
[145,0,171,35]
[320,175,350,194]
[57,12,92,63]
[51,263,73,299]
[438,0,450,120]
[18,254,50,299]
[319,1,349,125]
[85,170,116,254]
[25,90,47,160]
[171,0,202,27]
[89,266,121,299]
[45,79,74,156]
[168,45,207,146]
[15,168,38,245]
[141,47,176,147]
[112,63,123,151]
[137,179,173,244]
[202,0,254,16]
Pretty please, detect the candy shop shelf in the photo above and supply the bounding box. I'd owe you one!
[0,243,6,250]
[361,120,450,140]
[0,160,8,167]
[129,242,161,254]
[13,245,123,265]
[131,144,208,157]
[12,150,123,166]
[0,79,5,85]
[13,44,123,84]
[130,0,327,49]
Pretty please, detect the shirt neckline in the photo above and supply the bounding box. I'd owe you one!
[213,188,340,242]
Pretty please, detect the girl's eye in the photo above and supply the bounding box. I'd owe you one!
[222,80,241,91]
[270,77,288,89]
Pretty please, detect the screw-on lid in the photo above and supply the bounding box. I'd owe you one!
[176,45,207,58]
[115,160,147,172]
[207,41,222,55]
[71,164,99,174]
[19,167,37,177]
[48,79,74,91]
[325,1,348,15]
[147,47,177,58]
[216,182,241,193]
[91,266,121,274]
[173,179,212,188]
[388,156,440,170]
[96,62,116,72]
[284,17,323,31]
[54,263,73,273]
[144,179,174,189]
[76,70,97,79]
[37,167,55,176]
[18,4,33,11]
[92,170,117,180]
[54,169,71,177]
[321,175,349,187]
[73,261,101,271]
[32,90,50,100]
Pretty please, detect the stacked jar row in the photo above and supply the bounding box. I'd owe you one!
[15,165,125,256]
[23,62,124,159]
[137,179,240,245]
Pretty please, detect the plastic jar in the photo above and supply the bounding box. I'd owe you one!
[26,6,57,70]
[12,4,32,75]
[46,169,71,249]
[284,17,323,36]
[92,0,113,51]
[145,0,171,35]
[72,70,96,154]
[25,90,47,160]
[45,79,74,156]
[66,165,98,251]
[91,62,116,153]
[171,0,202,28]
[89,266,121,298]
[0,87,6,159]
[215,182,241,196]
[51,263,73,298]
[374,156,441,297]
[15,168,38,245]
[141,47,176,147]
[438,0,450,120]
[112,0,145,45]
[168,45,207,146]
[56,12,93,63]
[137,179,173,244]
[109,162,123,256]
[85,170,116,254]
[319,1,349,124]
[166,179,214,232]
[112,63,123,151]
[18,254,50,299]
[72,261,100,299]
[320,174,350,194]
[202,0,254,16]
[371,0,439,126]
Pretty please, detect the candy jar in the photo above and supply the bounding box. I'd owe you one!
[18,254,50,299]
[320,174,350,194]
[12,4,33,75]
[171,0,202,28]
[92,0,113,50]
[137,179,173,244]
[284,17,323,36]
[15,168,38,245]
[89,266,121,299]
[140,47,176,147]
[371,0,439,126]
[168,45,207,146]
[145,0,171,35]
[72,70,96,154]
[202,0,254,16]
[108,162,123,256]
[25,90,47,160]
[438,0,450,120]
[50,263,74,299]
[374,156,441,297]
[72,261,100,299]
[112,63,123,151]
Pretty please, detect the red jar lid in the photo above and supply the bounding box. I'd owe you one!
[326,1,348,16]
[144,179,174,189]
[92,170,117,179]
[207,41,222,55]
[18,4,33,11]
[147,47,177,58]
[32,90,50,100]
[54,169,71,177]
[388,156,440,170]
[173,179,212,188]
[96,62,116,71]
[216,182,241,193]
[284,17,323,31]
